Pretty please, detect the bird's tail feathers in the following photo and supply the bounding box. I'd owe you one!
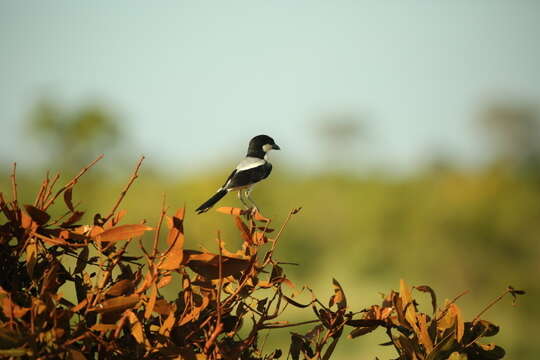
[196,189,228,214]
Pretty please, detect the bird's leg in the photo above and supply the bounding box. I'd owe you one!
[238,189,250,209]
[245,187,260,215]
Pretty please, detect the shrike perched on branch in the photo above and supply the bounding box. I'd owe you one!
[196,134,280,214]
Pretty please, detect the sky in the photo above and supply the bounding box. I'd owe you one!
[1,1,540,174]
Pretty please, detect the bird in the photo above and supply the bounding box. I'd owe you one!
[196,134,280,214]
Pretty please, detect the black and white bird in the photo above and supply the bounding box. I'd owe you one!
[196,135,280,214]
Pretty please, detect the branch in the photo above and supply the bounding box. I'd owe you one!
[103,156,145,223]
[43,154,104,210]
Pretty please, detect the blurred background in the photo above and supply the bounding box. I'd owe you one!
[1,1,539,358]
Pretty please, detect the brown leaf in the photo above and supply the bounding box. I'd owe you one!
[451,304,464,343]
[349,325,378,339]
[24,204,50,225]
[159,310,176,336]
[0,290,31,318]
[61,211,85,227]
[187,253,250,279]
[127,310,146,344]
[282,294,313,308]
[71,299,88,313]
[166,209,185,245]
[105,279,134,297]
[95,224,153,243]
[476,343,505,358]
[234,216,252,244]
[154,298,171,315]
[26,238,37,278]
[252,231,268,245]
[437,300,456,331]
[159,211,185,270]
[135,270,153,294]
[64,187,74,212]
[90,294,140,313]
[400,280,419,334]
[68,349,87,360]
[415,285,437,315]
[329,278,347,310]
[74,247,89,274]
[157,275,172,288]
[253,210,271,222]
[144,284,157,319]
[90,323,117,332]
[20,211,33,230]
[111,209,128,227]
[417,313,434,353]
[471,320,500,337]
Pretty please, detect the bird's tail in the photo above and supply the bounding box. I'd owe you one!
[196,189,228,214]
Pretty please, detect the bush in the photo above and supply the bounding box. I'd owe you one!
[0,158,524,359]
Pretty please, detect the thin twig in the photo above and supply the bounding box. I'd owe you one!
[43,173,60,207]
[262,208,300,266]
[471,288,512,325]
[216,231,223,324]
[34,178,48,207]
[10,163,18,213]
[43,154,104,210]
[259,318,321,329]
[103,156,145,224]
[204,232,225,355]
[152,194,167,257]
[434,289,470,322]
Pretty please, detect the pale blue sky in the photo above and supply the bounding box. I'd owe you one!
[1,1,540,173]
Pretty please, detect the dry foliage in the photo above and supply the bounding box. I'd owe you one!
[0,157,524,359]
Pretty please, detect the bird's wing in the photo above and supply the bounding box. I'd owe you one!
[221,169,238,189]
[225,161,272,190]
[235,157,266,171]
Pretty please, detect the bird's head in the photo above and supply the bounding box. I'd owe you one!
[247,134,280,158]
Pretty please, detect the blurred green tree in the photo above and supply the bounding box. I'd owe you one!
[314,112,367,171]
[480,101,540,176]
[27,98,121,171]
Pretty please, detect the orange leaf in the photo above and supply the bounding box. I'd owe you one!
[135,271,153,294]
[234,216,253,244]
[187,253,250,279]
[252,231,268,245]
[166,208,185,245]
[451,304,464,343]
[20,211,33,230]
[127,310,146,344]
[95,224,153,243]
[105,279,134,297]
[90,323,116,332]
[157,275,173,289]
[90,294,140,313]
[26,238,37,278]
[159,311,176,336]
[144,284,157,319]
[160,210,185,270]
[417,313,434,353]
[253,210,270,222]
[71,299,88,313]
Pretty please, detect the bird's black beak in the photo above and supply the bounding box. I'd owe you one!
[272,144,281,150]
